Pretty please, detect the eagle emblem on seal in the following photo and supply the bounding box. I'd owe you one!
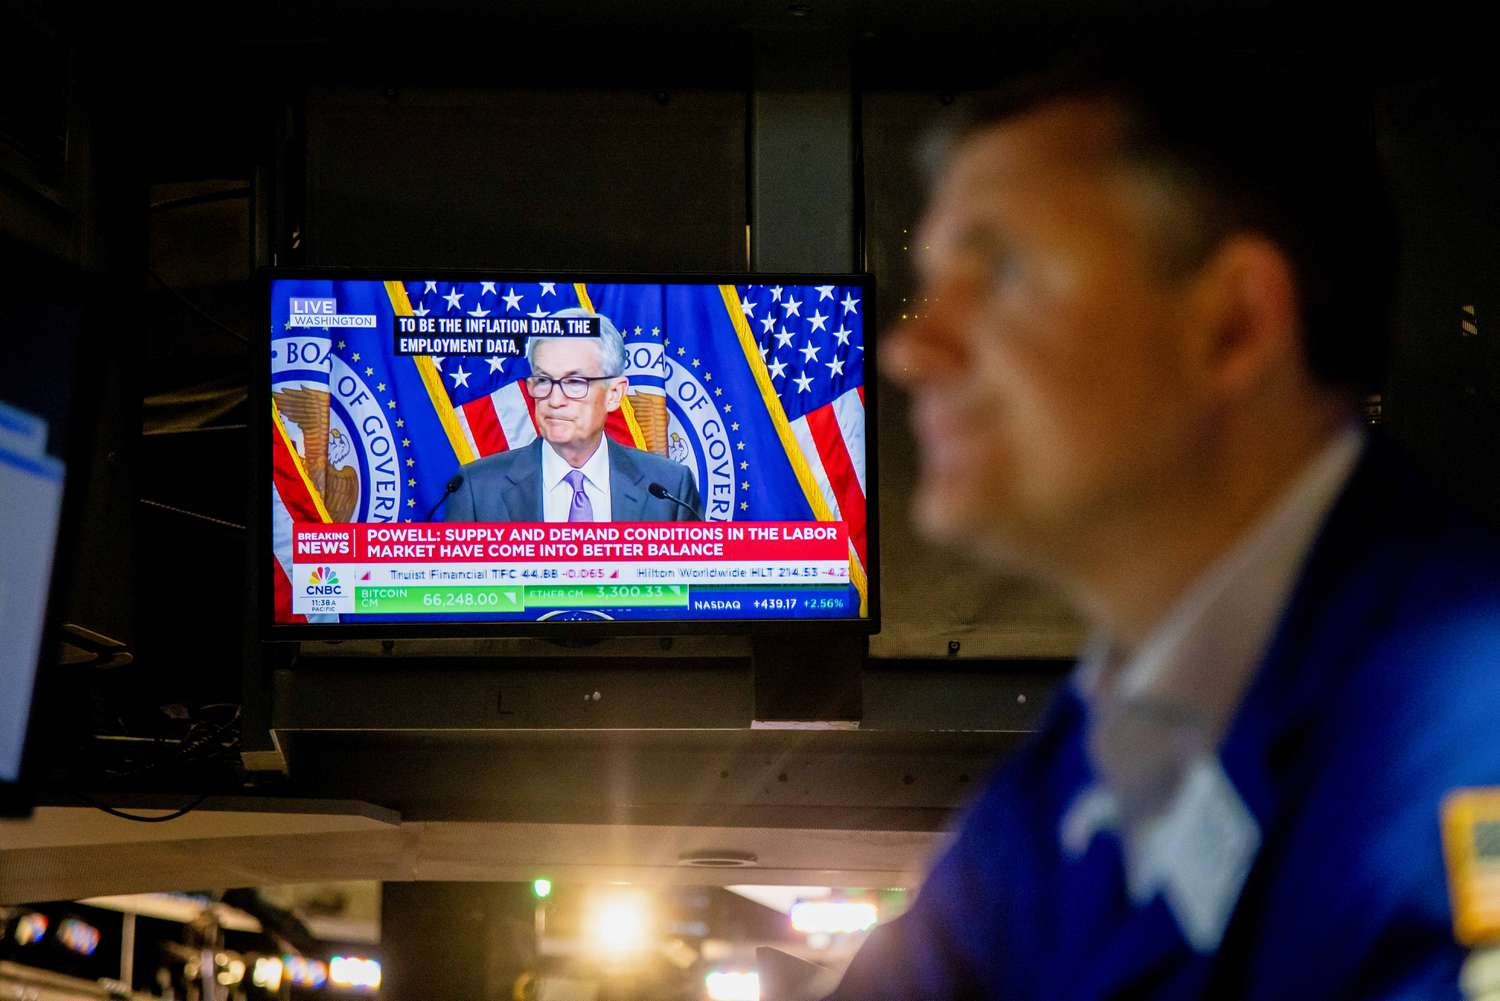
[272,386,360,522]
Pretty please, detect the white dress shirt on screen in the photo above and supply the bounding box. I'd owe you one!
[541,438,612,522]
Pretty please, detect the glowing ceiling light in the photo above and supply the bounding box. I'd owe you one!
[706,969,761,1001]
[329,956,382,990]
[789,900,878,936]
[284,955,328,988]
[216,956,246,986]
[14,913,48,946]
[252,956,284,991]
[583,890,653,957]
[58,918,101,956]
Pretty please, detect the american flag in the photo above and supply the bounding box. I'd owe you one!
[735,282,868,575]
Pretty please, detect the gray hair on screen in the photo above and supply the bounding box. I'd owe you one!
[526,308,628,378]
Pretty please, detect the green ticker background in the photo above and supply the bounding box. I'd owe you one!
[354,583,689,613]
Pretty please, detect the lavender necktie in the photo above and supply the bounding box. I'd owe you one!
[564,468,594,522]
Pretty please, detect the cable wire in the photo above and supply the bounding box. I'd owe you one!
[139,498,246,531]
[67,788,216,823]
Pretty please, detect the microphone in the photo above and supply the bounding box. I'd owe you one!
[423,474,465,521]
[648,481,701,520]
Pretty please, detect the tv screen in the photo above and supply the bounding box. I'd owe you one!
[261,271,876,635]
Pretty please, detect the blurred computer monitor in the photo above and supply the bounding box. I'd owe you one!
[0,239,94,816]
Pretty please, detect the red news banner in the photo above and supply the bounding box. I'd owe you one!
[294,521,848,563]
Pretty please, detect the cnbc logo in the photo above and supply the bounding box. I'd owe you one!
[306,566,342,596]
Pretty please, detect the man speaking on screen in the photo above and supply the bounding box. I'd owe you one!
[442,309,702,523]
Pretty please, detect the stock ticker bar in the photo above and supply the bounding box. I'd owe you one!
[290,521,854,618]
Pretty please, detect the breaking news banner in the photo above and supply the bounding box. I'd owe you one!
[268,277,869,625]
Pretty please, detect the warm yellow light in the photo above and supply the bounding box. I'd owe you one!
[789,900,878,935]
[216,957,245,986]
[706,969,761,1001]
[252,956,284,990]
[329,956,382,990]
[583,890,653,957]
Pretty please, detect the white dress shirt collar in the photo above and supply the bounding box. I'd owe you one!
[541,437,612,522]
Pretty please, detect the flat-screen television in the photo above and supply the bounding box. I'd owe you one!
[258,270,877,637]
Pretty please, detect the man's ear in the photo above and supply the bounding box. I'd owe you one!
[1183,234,1301,400]
[604,376,628,412]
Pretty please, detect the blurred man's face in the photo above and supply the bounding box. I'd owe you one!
[884,99,1208,564]
[531,338,626,457]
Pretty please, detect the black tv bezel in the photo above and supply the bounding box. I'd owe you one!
[255,267,880,641]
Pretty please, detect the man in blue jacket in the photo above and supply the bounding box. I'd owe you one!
[831,51,1500,999]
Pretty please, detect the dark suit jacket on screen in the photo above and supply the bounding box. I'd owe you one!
[825,439,1500,1001]
[441,437,702,523]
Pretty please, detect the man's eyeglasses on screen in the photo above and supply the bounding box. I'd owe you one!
[525,374,614,400]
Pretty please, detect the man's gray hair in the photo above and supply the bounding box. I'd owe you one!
[526,308,628,378]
